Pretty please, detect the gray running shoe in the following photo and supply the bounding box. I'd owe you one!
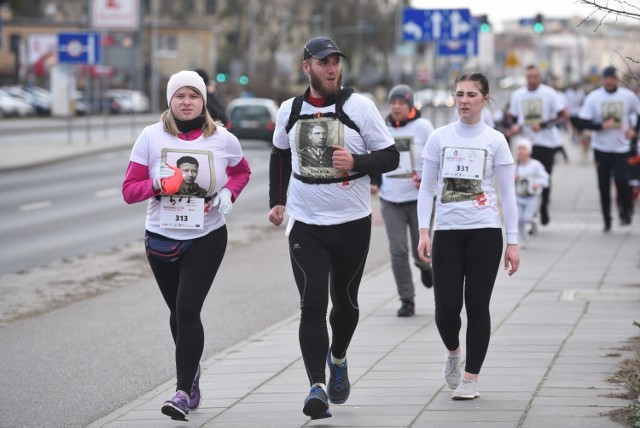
[303,383,332,420]
[451,378,479,400]
[443,352,461,389]
[326,353,350,404]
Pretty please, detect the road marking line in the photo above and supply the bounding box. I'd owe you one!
[96,188,119,198]
[19,201,52,212]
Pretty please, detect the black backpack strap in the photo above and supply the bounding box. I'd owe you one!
[285,88,360,134]
[285,95,305,134]
[335,87,360,134]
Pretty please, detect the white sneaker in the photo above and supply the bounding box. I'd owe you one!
[451,378,479,400]
[443,352,461,389]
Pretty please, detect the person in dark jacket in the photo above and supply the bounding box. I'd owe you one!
[195,68,228,124]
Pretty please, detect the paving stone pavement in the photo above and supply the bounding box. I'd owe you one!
[85,143,639,427]
[3,120,637,427]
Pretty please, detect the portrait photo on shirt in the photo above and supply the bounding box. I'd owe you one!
[601,101,623,127]
[440,147,486,204]
[295,118,344,179]
[386,136,415,179]
[523,98,543,125]
[161,148,216,197]
[517,176,535,196]
[441,177,484,203]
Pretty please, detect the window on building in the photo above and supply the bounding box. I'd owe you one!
[205,0,217,14]
[162,0,173,14]
[158,34,178,57]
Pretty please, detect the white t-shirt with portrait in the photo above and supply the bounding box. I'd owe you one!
[578,86,640,153]
[129,122,244,239]
[381,117,433,203]
[509,84,565,149]
[421,120,514,231]
[515,158,549,197]
[273,92,395,225]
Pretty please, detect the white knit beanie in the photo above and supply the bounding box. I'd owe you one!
[515,137,532,154]
[166,70,207,106]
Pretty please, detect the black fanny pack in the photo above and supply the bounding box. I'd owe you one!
[145,232,193,263]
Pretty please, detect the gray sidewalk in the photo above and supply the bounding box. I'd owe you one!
[86,144,640,427]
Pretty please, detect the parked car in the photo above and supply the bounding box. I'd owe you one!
[73,95,90,116]
[103,89,150,114]
[225,97,279,142]
[415,88,454,109]
[0,88,35,117]
[431,88,455,108]
[75,93,111,115]
[2,85,51,115]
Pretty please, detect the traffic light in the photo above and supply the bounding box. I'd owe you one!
[216,72,228,83]
[238,75,249,85]
[534,13,544,33]
[479,15,491,33]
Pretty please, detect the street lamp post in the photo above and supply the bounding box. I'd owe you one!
[211,25,220,78]
[150,0,159,112]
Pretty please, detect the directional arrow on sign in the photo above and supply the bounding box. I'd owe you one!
[449,10,473,38]
[402,8,474,42]
[403,21,423,40]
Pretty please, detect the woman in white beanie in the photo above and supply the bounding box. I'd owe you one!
[122,70,251,421]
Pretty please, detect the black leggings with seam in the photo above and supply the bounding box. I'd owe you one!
[432,228,502,375]
[288,216,371,386]
[146,226,227,393]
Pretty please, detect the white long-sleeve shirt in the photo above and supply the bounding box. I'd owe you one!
[417,120,518,244]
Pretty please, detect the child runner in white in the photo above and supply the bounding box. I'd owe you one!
[514,138,549,246]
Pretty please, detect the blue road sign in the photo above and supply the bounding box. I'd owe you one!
[438,17,479,56]
[402,8,474,42]
[519,18,536,26]
[438,39,477,56]
[57,32,101,64]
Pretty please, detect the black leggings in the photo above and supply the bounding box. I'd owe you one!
[146,226,227,393]
[594,149,632,222]
[288,216,371,385]
[432,228,503,375]
[531,146,556,215]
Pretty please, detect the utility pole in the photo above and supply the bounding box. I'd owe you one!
[211,25,220,77]
[247,0,257,78]
[150,0,159,112]
[323,2,332,35]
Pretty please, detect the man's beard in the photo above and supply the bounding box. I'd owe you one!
[309,70,342,97]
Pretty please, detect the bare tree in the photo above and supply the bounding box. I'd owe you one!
[577,0,640,77]
[577,0,640,28]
